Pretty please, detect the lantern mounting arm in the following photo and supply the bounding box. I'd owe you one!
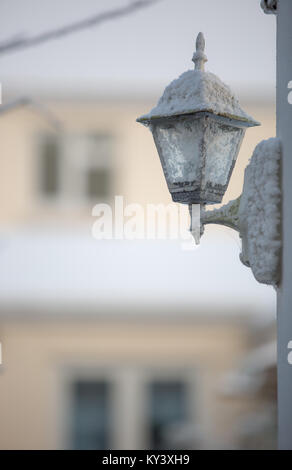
[201,197,241,233]
[198,137,282,287]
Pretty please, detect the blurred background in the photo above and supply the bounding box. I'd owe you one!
[0,0,277,449]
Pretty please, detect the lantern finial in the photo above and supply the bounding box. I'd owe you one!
[192,32,207,71]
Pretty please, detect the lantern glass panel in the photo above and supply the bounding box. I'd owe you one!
[152,116,202,188]
[204,118,244,188]
[151,113,245,204]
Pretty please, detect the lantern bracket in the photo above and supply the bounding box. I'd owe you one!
[201,197,241,232]
[200,138,282,286]
[260,0,277,15]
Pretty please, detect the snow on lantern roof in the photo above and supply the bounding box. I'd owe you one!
[138,33,259,127]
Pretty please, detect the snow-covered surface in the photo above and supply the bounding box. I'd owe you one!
[138,70,259,124]
[0,227,276,317]
[239,138,281,285]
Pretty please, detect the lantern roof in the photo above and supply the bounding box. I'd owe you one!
[137,33,260,127]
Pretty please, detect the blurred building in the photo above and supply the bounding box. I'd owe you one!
[0,95,276,449]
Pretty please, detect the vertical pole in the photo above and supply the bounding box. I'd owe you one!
[276,0,292,450]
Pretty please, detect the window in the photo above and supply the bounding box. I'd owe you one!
[40,136,60,196]
[148,381,188,449]
[86,166,111,200]
[38,133,113,203]
[71,381,110,450]
[66,371,195,450]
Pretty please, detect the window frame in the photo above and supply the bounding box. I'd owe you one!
[35,132,115,208]
[57,364,199,450]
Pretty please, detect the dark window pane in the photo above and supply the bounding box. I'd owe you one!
[41,138,59,195]
[148,381,187,449]
[86,167,110,199]
[91,133,112,149]
[72,381,110,450]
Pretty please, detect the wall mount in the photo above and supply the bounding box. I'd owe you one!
[200,138,282,286]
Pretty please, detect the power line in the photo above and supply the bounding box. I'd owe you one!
[0,0,162,56]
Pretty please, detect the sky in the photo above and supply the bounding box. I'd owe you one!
[0,0,276,98]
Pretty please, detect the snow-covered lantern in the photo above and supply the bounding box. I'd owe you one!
[137,33,259,205]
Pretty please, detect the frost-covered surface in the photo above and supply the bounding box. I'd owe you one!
[153,117,201,183]
[201,196,240,232]
[204,119,244,186]
[139,70,258,124]
[238,138,281,285]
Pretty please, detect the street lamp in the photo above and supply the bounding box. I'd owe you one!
[137,33,259,206]
[137,32,281,286]
[137,32,259,242]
